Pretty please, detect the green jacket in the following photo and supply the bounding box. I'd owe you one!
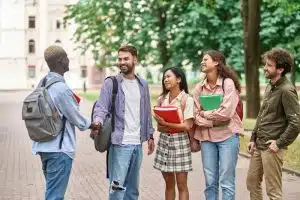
[251,76,300,150]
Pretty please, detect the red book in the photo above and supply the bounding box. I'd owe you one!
[153,106,181,133]
[72,92,81,104]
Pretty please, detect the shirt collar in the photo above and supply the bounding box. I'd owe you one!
[47,72,65,82]
[270,76,286,88]
[164,90,186,101]
[201,76,223,88]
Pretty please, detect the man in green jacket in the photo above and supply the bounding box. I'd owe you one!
[246,48,300,200]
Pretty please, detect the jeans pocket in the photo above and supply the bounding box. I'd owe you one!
[46,153,69,174]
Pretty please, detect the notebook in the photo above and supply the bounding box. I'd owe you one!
[199,94,223,111]
[153,106,181,133]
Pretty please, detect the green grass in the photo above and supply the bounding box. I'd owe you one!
[81,91,300,171]
[79,92,99,102]
[243,118,257,130]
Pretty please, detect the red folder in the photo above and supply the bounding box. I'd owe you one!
[153,106,181,133]
[72,92,81,104]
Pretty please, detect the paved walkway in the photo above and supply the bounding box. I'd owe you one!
[0,91,299,200]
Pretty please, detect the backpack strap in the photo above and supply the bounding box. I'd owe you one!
[41,77,62,89]
[107,76,118,131]
[59,116,66,149]
[105,76,118,179]
[180,93,188,114]
[222,77,225,93]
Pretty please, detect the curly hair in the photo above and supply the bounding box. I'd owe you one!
[262,48,294,76]
[203,50,241,93]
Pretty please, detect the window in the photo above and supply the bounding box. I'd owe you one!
[28,39,35,53]
[28,65,36,78]
[80,65,87,78]
[56,20,61,29]
[28,16,35,28]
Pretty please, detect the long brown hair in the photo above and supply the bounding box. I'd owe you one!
[204,50,241,93]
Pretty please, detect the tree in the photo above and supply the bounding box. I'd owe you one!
[241,0,261,118]
[260,0,300,85]
[64,0,244,71]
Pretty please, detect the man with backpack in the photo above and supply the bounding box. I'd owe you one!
[92,45,155,200]
[24,45,98,200]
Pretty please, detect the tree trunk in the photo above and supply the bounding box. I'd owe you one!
[242,0,261,118]
[291,62,296,86]
[157,6,170,67]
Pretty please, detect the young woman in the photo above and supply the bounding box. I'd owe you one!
[153,67,196,200]
[193,50,243,200]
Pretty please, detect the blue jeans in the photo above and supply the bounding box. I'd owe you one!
[108,144,143,200]
[201,134,240,200]
[39,152,73,200]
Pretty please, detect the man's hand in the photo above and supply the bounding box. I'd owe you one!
[147,138,155,155]
[247,142,256,154]
[89,122,101,139]
[91,121,101,130]
[266,140,279,153]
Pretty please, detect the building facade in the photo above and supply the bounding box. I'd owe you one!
[0,0,105,90]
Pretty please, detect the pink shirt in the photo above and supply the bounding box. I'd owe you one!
[193,77,243,142]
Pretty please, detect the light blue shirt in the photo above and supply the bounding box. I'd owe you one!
[32,72,91,159]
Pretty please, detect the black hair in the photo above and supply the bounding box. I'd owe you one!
[160,67,189,96]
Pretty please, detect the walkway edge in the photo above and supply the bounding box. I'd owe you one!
[239,152,300,177]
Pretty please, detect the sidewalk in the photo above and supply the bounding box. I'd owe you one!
[0,91,299,199]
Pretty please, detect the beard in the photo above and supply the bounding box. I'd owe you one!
[264,70,276,79]
[119,62,134,74]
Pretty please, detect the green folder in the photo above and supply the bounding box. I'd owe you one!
[199,95,223,111]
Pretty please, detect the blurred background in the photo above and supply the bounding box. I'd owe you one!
[0,0,300,119]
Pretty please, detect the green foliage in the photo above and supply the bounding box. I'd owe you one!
[65,0,300,72]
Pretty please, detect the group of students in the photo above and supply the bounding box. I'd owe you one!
[30,44,300,200]
[152,50,243,200]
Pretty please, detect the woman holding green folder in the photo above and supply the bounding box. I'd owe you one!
[192,50,243,200]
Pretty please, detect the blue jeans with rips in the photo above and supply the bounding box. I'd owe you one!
[201,134,240,200]
[108,144,143,200]
[39,152,73,200]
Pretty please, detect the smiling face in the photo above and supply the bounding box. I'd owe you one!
[201,54,218,74]
[117,51,137,75]
[163,69,181,91]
